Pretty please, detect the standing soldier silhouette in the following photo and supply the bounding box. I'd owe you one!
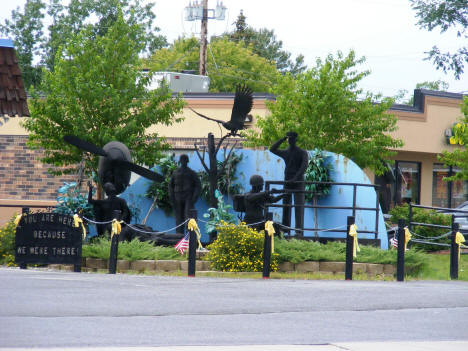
[270,132,308,237]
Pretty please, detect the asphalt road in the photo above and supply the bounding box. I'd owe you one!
[1,267,468,348]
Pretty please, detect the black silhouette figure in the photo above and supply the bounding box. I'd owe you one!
[88,182,131,237]
[243,175,284,232]
[270,132,309,237]
[189,84,253,136]
[168,154,201,234]
[64,135,163,195]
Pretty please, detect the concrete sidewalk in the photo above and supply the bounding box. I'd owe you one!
[3,342,468,351]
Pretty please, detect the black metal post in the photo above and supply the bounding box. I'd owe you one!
[375,185,380,240]
[450,219,459,280]
[19,208,30,270]
[262,212,273,279]
[396,219,406,281]
[408,203,413,232]
[352,185,357,218]
[345,216,355,280]
[108,210,121,274]
[188,209,197,277]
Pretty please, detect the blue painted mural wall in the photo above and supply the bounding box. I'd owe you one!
[120,149,388,249]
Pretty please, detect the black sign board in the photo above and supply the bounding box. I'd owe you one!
[15,212,82,268]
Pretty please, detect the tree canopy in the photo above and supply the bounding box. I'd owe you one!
[244,50,403,175]
[0,0,167,90]
[0,0,46,89]
[147,37,280,92]
[23,10,184,178]
[411,0,468,78]
[395,80,449,105]
[439,98,468,180]
[220,10,306,76]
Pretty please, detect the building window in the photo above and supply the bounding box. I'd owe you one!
[432,164,449,208]
[375,161,421,213]
[432,163,468,208]
[392,161,421,207]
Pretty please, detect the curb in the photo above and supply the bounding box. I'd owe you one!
[49,259,395,277]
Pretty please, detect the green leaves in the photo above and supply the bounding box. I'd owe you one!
[148,37,280,92]
[244,50,403,175]
[23,9,184,178]
[410,0,468,79]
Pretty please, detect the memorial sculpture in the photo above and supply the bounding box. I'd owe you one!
[189,84,253,137]
[190,84,253,208]
[63,136,186,244]
[270,132,309,237]
[168,154,201,234]
[88,181,131,237]
[242,175,284,232]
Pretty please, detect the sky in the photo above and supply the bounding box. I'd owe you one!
[1,0,468,99]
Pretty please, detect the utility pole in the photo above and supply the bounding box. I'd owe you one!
[184,1,226,76]
[199,0,208,76]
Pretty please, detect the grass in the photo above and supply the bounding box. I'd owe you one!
[408,253,468,281]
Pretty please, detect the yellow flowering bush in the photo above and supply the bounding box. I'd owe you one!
[206,221,278,272]
[0,215,17,267]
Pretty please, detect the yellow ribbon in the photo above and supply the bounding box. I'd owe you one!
[111,219,122,238]
[404,227,412,251]
[265,220,275,253]
[14,214,23,226]
[349,224,360,257]
[73,214,87,240]
[455,231,466,261]
[187,218,203,249]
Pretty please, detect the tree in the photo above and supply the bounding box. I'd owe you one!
[23,10,184,178]
[148,37,280,92]
[438,98,468,180]
[0,0,46,89]
[221,10,306,76]
[44,0,167,71]
[244,50,403,175]
[395,80,449,105]
[411,0,468,78]
[1,0,167,89]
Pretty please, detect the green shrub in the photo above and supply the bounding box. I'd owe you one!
[0,215,17,266]
[203,190,237,234]
[82,237,185,261]
[206,221,278,272]
[389,204,451,252]
[55,182,94,218]
[274,239,429,276]
[304,150,333,202]
[145,154,178,215]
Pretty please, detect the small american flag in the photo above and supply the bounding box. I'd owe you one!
[175,233,189,255]
[390,236,398,248]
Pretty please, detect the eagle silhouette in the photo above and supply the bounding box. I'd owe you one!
[189,84,253,136]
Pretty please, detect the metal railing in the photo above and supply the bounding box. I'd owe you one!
[264,180,381,239]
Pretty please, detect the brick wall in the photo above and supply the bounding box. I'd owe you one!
[0,135,75,201]
[0,135,247,201]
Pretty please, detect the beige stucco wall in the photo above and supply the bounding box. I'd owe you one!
[389,96,464,154]
[0,116,27,135]
[147,99,269,138]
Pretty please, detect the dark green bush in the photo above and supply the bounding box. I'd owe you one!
[82,237,185,261]
[389,204,451,252]
[274,239,429,276]
[0,215,17,266]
